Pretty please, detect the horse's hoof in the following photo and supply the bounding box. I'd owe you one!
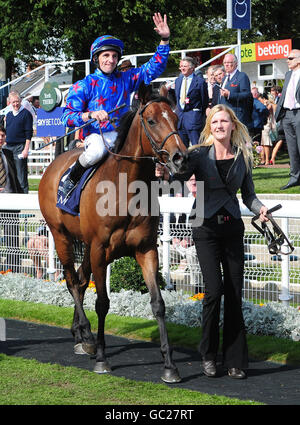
[74,343,88,355]
[93,361,112,374]
[74,343,96,355]
[82,342,97,355]
[161,368,181,383]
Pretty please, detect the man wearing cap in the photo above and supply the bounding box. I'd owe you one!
[61,12,170,196]
[119,59,134,72]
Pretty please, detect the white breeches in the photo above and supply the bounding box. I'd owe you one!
[78,131,118,167]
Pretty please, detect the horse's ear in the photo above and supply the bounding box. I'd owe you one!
[159,84,168,98]
[137,82,152,105]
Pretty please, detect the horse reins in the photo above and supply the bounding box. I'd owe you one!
[101,99,179,164]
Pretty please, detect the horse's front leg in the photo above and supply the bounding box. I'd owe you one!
[136,249,181,383]
[90,243,111,374]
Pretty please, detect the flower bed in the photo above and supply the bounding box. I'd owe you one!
[0,272,300,341]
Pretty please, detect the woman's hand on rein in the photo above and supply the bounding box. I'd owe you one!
[259,205,269,222]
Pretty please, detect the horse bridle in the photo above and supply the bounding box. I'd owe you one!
[251,204,294,256]
[139,99,179,162]
[101,98,179,164]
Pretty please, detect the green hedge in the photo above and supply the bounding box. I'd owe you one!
[110,256,165,293]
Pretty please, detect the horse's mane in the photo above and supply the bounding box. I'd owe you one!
[114,93,172,153]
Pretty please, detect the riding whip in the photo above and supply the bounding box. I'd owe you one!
[251,204,294,255]
[36,103,126,150]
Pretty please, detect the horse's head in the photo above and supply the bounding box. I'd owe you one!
[137,83,187,174]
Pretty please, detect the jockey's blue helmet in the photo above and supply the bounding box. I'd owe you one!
[90,35,124,63]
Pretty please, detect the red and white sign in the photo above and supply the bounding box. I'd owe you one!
[256,39,292,61]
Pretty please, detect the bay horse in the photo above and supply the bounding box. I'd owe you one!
[38,83,187,383]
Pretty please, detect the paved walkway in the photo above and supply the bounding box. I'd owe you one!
[1,319,300,405]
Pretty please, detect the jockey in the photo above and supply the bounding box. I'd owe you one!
[60,12,170,196]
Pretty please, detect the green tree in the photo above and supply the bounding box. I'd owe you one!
[0,0,299,78]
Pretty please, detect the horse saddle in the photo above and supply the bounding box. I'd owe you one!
[56,162,98,215]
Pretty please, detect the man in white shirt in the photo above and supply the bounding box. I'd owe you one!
[275,49,300,189]
[218,53,252,129]
[175,57,208,147]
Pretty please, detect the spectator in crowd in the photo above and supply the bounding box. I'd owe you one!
[61,12,171,196]
[0,126,22,272]
[119,59,134,72]
[259,94,277,165]
[177,104,269,379]
[206,65,217,113]
[27,223,49,279]
[275,49,300,189]
[119,59,140,109]
[175,56,208,147]
[0,126,23,194]
[5,91,33,193]
[270,85,281,104]
[219,54,252,129]
[249,87,269,146]
[269,85,285,165]
[211,65,225,108]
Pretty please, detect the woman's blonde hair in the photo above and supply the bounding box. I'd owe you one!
[196,104,253,170]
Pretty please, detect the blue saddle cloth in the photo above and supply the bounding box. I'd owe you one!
[56,164,97,216]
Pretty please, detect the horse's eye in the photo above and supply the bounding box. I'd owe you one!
[147,118,156,126]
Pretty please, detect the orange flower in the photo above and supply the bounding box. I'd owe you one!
[88,280,96,289]
[190,293,204,301]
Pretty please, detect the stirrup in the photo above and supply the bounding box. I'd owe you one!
[251,204,294,255]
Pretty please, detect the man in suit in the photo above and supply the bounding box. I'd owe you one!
[211,65,225,108]
[0,126,23,272]
[175,57,208,147]
[218,53,252,129]
[275,49,300,190]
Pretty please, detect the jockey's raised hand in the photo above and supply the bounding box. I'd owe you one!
[153,13,170,42]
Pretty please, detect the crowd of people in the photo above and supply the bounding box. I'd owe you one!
[171,51,300,186]
[0,12,299,381]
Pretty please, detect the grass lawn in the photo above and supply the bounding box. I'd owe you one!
[0,354,260,405]
[0,299,265,406]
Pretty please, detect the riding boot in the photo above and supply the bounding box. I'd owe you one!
[61,159,87,196]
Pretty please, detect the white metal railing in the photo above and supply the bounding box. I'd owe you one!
[1,194,298,305]
[158,197,300,306]
[27,138,56,179]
